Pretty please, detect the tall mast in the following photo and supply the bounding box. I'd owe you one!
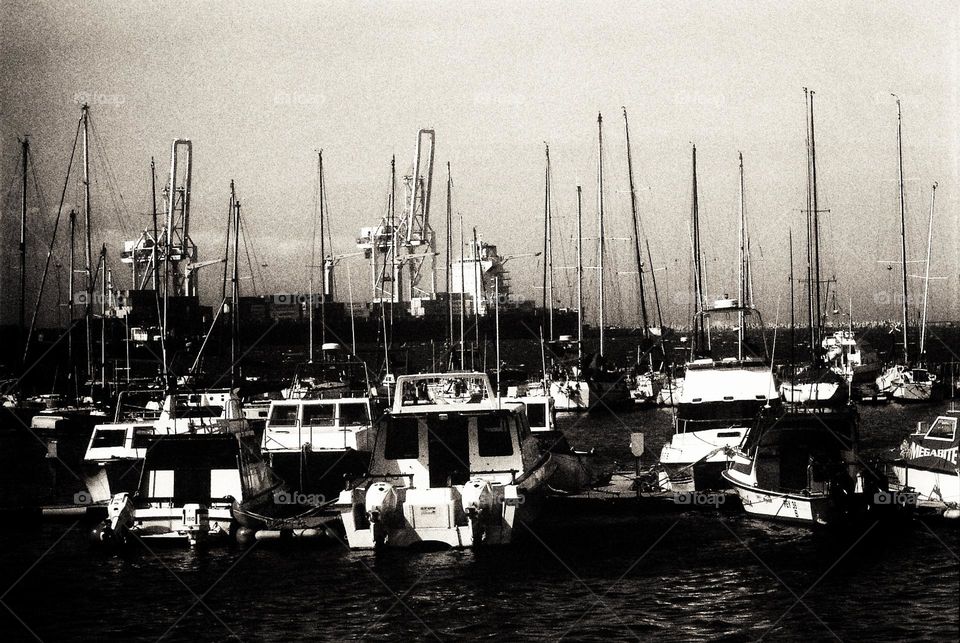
[473,226,481,356]
[690,144,705,355]
[576,185,584,366]
[68,209,76,374]
[737,152,746,361]
[318,150,327,345]
[789,229,795,376]
[809,90,823,356]
[459,213,465,369]
[19,137,28,334]
[100,245,107,387]
[82,105,94,383]
[446,162,453,351]
[150,157,159,289]
[894,96,910,364]
[919,181,937,358]
[597,113,605,357]
[543,143,554,340]
[623,107,650,338]
[231,190,241,387]
[802,89,817,365]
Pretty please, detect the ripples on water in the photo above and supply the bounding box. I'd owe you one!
[1,403,957,641]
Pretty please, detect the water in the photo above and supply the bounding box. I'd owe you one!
[1,402,957,641]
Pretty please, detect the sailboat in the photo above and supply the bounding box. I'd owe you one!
[723,90,877,526]
[659,149,778,493]
[876,104,938,402]
[580,113,631,411]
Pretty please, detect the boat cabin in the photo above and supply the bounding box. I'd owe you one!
[261,397,374,452]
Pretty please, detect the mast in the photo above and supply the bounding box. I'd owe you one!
[19,137,28,334]
[919,182,937,358]
[737,152,746,361]
[231,192,241,387]
[318,150,327,345]
[809,90,823,356]
[82,105,94,383]
[894,96,910,364]
[623,107,650,338]
[789,229,796,377]
[150,157,159,289]
[543,143,554,340]
[597,113,606,357]
[459,213,466,369]
[473,226,481,358]
[690,144,706,355]
[446,162,454,351]
[100,245,107,387]
[68,209,76,375]
[576,185,584,366]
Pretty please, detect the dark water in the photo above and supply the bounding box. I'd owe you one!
[1,402,957,641]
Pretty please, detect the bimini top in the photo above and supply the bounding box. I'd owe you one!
[392,372,515,414]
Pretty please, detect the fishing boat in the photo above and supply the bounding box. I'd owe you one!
[81,389,246,502]
[723,90,881,526]
[722,403,866,525]
[335,372,594,548]
[92,433,246,547]
[260,396,375,501]
[822,329,880,384]
[659,150,777,492]
[875,98,937,402]
[888,410,959,518]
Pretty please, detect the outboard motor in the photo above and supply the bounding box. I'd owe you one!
[461,479,496,519]
[182,503,210,547]
[364,482,398,524]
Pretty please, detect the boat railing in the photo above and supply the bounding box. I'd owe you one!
[264,419,360,451]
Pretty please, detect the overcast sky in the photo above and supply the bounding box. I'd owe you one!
[1,0,957,328]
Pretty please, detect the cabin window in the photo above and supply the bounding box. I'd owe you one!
[526,403,546,429]
[477,414,513,457]
[384,417,420,459]
[91,429,126,448]
[928,418,956,440]
[339,403,369,426]
[912,369,930,382]
[132,426,155,448]
[269,405,299,426]
[303,405,335,426]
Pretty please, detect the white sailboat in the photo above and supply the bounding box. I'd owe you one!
[875,98,937,402]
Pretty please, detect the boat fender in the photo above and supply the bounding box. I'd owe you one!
[235,527,257,546]
[943,508,960,520]
[461,479,496,518]
[365,482,398,524]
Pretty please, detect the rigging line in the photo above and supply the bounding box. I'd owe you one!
[23,116,83,363]
[309,151,320,289]
[238,212,259,296]
[88,116,131,237]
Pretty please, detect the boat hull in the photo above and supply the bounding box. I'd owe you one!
[722,471,835,525]
[892,463,959,508]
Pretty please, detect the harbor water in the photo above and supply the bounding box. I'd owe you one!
[1,401,957,641]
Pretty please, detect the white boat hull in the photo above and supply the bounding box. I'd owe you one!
[660,427,747,492]
[722,471,834,524]
[892,464,960,508]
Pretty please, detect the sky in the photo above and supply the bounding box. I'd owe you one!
[1,0,957,329]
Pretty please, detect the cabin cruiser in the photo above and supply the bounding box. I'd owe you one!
[260,397,376,502]
[81,389,246,503]
[722,401,875,525]
[659,300,777,492]
[336,372,595,549]
[888,410,959,518]
[876,364,937,402]
[93,432,263,547]
[282,343,373,400]
[779,365,849,407]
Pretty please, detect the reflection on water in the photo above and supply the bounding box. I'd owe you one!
[0,402,957,641]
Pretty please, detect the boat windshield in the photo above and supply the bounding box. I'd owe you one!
[91,428,126,448]
[339,402,369,426]
[927,417,956,440]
